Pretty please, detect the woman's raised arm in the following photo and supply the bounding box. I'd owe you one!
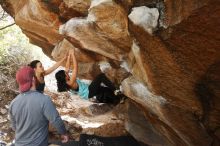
[65,51,71,73]
[67,49,78,89]
[44,55,67,76]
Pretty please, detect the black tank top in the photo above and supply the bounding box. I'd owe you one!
[36,82,45,93]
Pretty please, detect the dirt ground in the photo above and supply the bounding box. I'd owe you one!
[0,84,17,144]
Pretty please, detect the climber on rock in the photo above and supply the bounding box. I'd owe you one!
[9,66,69,146]
[28,56,67,93]
[55,49,123,103]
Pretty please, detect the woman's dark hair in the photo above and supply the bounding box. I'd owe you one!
[55,70,70,92]
[29,60,41,68]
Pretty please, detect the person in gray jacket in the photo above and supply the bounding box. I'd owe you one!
[9,66,69,146]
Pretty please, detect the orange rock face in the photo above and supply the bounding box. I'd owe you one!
[162,0,210,27]
[1,0,219,145]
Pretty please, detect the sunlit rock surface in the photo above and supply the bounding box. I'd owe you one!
[128,6,159,34]
[1,0,220,145]
[47,91,127,140]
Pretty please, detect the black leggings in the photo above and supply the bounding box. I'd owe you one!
[88,73,118,103]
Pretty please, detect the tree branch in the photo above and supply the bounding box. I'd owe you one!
[0,22,15,30]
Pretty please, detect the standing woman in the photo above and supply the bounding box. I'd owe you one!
[29,57,66,92]
[55,50,122,103]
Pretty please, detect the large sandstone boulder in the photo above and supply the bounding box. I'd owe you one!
[1,0,219,145]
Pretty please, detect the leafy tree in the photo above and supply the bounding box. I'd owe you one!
[0,6,41,91]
